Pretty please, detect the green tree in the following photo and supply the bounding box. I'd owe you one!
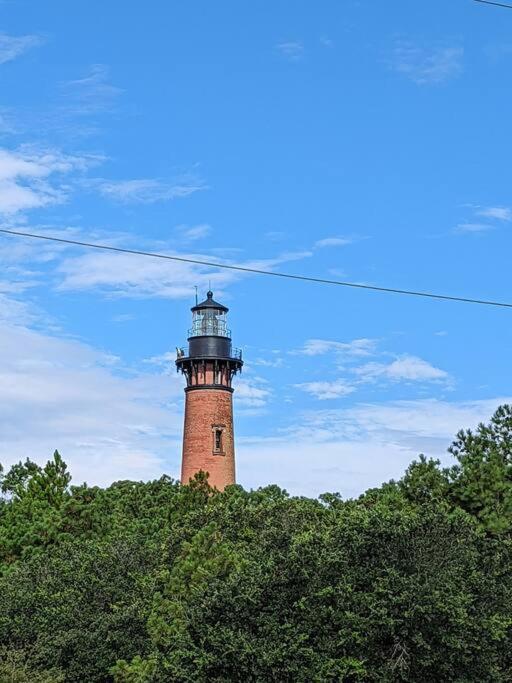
[0,648,64,683]
[115,488,512,682]
[0,451,71,569]
[449,405,512,533]
[2,409,512,681]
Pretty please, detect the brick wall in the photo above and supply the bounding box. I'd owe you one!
[181,387,236,490]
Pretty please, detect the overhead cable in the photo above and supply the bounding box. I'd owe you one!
[473,0,512,8]
[0,227,511,309]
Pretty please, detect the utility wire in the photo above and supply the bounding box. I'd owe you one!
[0,227,511,309]
[473,0,512,8]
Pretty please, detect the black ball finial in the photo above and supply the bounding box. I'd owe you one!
[207,290,213,299]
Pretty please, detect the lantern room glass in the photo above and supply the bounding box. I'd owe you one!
[189,308,230,338]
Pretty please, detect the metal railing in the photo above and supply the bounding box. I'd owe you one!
[176,346,242,360]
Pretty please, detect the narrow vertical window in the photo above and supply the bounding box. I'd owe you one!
[215,429,222,452]
[213,427,224,454]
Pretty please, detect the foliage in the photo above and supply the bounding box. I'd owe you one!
[450,404,512,533]
[0,451,71,568]
[0,647,64,682]
[1,407,512,681]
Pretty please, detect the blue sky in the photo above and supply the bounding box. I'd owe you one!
[1,0,511,497]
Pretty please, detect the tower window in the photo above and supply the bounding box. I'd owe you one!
[213,427,224,454]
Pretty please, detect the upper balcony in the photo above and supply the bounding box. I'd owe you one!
[176,346,242,361]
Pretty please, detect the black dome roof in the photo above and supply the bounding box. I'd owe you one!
[191,290,228,313]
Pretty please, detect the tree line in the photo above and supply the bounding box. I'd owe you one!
[1,406,512,681]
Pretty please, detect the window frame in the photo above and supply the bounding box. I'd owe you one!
[212,425,226,455]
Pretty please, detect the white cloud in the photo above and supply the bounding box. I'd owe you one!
[454,205,511,236]
[314,236,353,248]
[0,33,42,65]
[238,397,512,497]
[355,355,449,383]
[276,41,304,61]
[391,42,463,85]
[236,380,271,408]
[293,355,448,401]
[293,338,376,358]
[294,379,355,400]
[0,223,311,302]
[454,222,494,234]
[56,246,312,300]
[0,301,183,485]
[0,291,36,325]
[477,206,512,222]
[95,176,207,203]
[54,250,222,298]
[291,348,449,402]
[145,350,178,369]
[0,147,101,214]
[176,223,212,241]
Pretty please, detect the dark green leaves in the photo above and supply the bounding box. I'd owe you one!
[2,406,512,681]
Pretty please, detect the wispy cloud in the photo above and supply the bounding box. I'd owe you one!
[293,354,449,402]
[238,398,512,497]
[175,223,212,241]
[0,223,311,302]
[276,41,304,61]
[454,204,511,236]
[477,206,511,222]
[293,338,377,358]
[294,379,355,400]
[252,356,284,369]
[54,240,312,300]
[0,32,42,65]
[61,64,123,115]
[391,42,463,85]
[0,147,101,214]
[94,176,207,203]
[454,222,494,234]
[236,380,272,408]
[355,355,449,384]
[112,313,135,323]
[314,236,354,249]
[291,339,450,401]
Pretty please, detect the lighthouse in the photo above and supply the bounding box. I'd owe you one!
[176,291,243,490]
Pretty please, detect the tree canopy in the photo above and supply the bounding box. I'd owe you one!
[1,406,512,681]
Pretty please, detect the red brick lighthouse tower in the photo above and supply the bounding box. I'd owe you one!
[176,291,243,490]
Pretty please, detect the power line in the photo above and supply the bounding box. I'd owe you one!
[474,0,512,8]
[0,227,511,309]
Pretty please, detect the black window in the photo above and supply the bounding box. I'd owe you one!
[214,429,223,453]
